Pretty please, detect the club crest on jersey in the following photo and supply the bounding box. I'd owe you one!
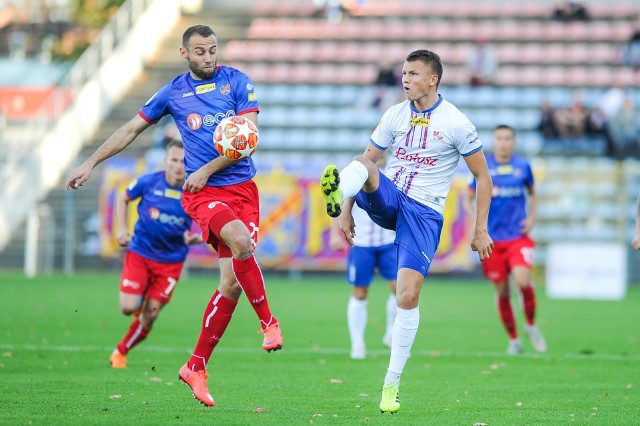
[196,83,215,94]
[220,83,231,95]
[431,130,444,141]
[410,117,430,127]
[187,113,202,130]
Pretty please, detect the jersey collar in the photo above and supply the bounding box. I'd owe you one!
[410,94,443,114]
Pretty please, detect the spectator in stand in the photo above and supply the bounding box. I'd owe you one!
[609,97,639,157]
[538,100,559,141]
[622,16,640,71]
[553,90,587,139]
[371,61,401,112]
[466,38,498,87]
[585,106,614,157]
[551,1,589,22]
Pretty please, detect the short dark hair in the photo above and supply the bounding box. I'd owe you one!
[182,25,216,48]
[166,140,184,151]
[406,49,443,87]
[494,124,516,137]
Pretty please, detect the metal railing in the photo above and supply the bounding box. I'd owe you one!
[0,0,177,250]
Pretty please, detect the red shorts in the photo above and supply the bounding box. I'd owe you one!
[481,235,535,284]
[181,180,260,258]
[120,250,184,303]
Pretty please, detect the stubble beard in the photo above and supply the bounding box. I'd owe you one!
[189,59,216,80]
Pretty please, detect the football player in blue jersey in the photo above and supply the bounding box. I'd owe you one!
[109,140,203,369]
[633,194,640,250]
[66,25,282,407]
[466,124,547,355]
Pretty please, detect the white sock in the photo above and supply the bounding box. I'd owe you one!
[347,296,368,350]
[384,306,419,385]
[339,160,369,199]
[384,294,397,341]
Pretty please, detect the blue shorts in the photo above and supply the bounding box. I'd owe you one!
[347,243,398,286]
[355,171,443,277]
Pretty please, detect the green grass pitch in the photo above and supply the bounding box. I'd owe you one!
[0,271,638,425]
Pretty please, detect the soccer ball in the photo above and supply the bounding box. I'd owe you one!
[213,115,259,160]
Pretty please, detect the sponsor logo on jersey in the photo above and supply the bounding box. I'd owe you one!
[246,83,253,90]
[149,207,160,220]
[393,130,407,137]
[492,185,523,197]
[248,93,256,101]
[410,117,430,127]
[196,83,215,94]
[201,111,237,126]
[187,113,202,130]
[182,91,194,98]
[153,190,163,196]
[149,207,186,225]
[203,115,216,126]
[394,147,438,166]
[496,165,514,175]
[164,188,181,199]
[220,83,231,95]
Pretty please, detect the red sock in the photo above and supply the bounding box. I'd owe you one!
[497,294,518,339]
[232,255,277,329]
[116,318,150,355]
[189,290,237,371]
[520,285,537,326]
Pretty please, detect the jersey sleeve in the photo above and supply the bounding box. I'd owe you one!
[125,174,148,200]
[138,82,172,124]
[524,161,535,187]
[232,71,260,115]
[454,115,483,156]
[369,108,394,150]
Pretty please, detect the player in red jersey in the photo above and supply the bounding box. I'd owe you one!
[66,25,283,407]
[110,140,203,369]
[466,125,546,355]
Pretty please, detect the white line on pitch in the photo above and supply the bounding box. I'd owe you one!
[0,343,638,362]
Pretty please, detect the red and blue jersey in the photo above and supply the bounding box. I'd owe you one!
[126,171,192,263]
[469,154,534,242]
[138,66,259,187]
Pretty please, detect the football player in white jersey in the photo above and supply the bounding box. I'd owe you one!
[633,194,640,250]
[330,157,397,360]
[320,49,493,413]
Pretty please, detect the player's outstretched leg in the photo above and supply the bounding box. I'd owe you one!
[320,165,341,218]
[178,363,215,407]
[379,381,400,413]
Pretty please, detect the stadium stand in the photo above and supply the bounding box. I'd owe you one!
[1,0,639,280]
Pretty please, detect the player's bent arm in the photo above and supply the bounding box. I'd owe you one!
[363,142,386,164]
[464,150,493,259]
[66,115,151,189]
[184,231,204,245]
[115,192,134,247]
